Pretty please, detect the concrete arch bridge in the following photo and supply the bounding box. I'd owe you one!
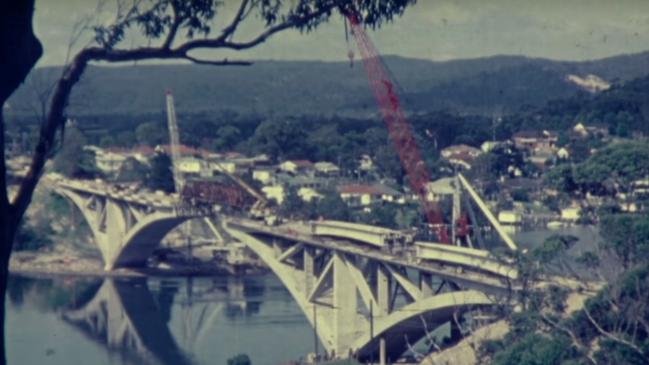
[53,176,523,362]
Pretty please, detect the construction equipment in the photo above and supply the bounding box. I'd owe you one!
[345,11,449,243]
[211,163,270,218]
[165,90,183,193]
[165,91,269,217]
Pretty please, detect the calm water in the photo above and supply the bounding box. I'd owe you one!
[6,274,319,365]
[512,225,601,255]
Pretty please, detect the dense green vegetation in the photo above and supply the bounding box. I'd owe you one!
[12,219,53,252]
[52,125,100,179]
[7,52,649,118]
[147,153,175,193]
[545,142,649,196]
[227,354,251,365]
[482,211,649,365]
[496,75,649,138]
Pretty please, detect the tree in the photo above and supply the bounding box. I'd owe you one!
[52,125,100,179]
[0,1,416,362]
[469,143,527,182]
[227,354,251,365]
[135,121,168,146]
[315,190,350,221]
[278,186,314,219]
[115,157,149,182]
[212,125,242,151]
[573,142,649,195]
[357,203,398,228]
[482,210,649,365]
[374,144,404,183]
[544,164,577,193]
[13,218,53,252]
[147,152,175,193]
[599,212,649,269]
[247,118,312,160]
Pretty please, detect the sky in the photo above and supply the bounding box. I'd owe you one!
[33,0,649,67]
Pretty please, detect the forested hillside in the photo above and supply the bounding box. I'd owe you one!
[6,51,649,118]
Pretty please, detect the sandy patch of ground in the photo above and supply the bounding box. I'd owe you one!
[419,321,509,365]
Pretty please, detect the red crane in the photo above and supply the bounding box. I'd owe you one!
[346,12,450,243]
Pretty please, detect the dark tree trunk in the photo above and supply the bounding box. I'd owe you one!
[0,220,14,365]
[0,1,42,364]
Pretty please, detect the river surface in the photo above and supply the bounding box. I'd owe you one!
[6,274,319,365]
[5,225,601,365]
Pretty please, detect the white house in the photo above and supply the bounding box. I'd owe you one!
[498,210,522,225]
[298,187,322,202]
[252,167,275,185]
[313,161,340,177]
[261,184,320,204]
[560,206,581,221]
[557,147,570,160]
[337,183,402,207]
[440,144,483,170]
[279,160,314,174]
[178,157,205,176]
[210,160,237,174]
[262,185,285,204]
[425,177,455,202]
[359,155,374,171]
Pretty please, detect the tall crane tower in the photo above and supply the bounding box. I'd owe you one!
[166,90,183,193]
[345,12,449,243]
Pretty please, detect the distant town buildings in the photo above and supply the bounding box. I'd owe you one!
[337,183,403,207]
[440,144,483,170]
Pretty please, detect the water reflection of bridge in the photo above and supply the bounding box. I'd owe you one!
[61,277,252,365]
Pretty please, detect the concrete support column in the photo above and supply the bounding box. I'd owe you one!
[304,247,315,294]
[379,337,386,365]
[376,264,390,316]
[272,239,282,257]
[95,197,105,231]
[104,199,128,268]
[450,317,463,341]
[419,272,433,297]
[333,254,357,356]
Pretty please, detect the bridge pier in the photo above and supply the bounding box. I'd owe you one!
[304,247,315,294]
[376,263,390,316]
[419,272,433,296]
[332,254,360,354]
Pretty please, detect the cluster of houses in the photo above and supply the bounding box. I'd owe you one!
[437,122,616,174]
[86,144,410,211]
[61,119,647,227]
[436,122,649,226]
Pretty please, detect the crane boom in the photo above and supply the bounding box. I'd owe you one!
[346,13,449,243]
[165,90,183,193]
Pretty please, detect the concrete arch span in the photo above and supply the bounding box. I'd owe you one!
[113,213,190,269]
[54,186,194,270]
[353,290,493,360]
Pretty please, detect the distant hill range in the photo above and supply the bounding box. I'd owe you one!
[6,51,649,117]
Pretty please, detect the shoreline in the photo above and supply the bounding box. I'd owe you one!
[9,250,266,279]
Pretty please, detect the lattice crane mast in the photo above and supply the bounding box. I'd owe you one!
[345,12,449,243]
[165,90,183,194]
